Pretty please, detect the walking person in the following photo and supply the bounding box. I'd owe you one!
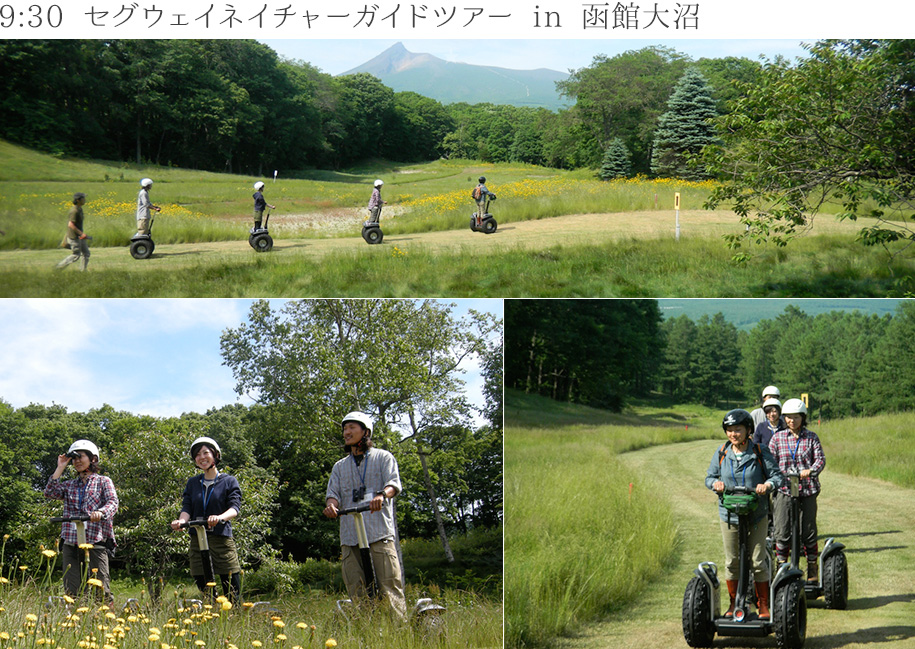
[471,176,491,227]
[706,409,784,620]
[44,440,119,605]
[323,411,406,619]
[768,398,825,582]
[170,437,242,602]
[136,178,161,236]
[367,179,386,225]
[55,193,91,271]
[252,181,275,230]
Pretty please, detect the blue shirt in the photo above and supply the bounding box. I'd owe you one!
[180,472,242,538]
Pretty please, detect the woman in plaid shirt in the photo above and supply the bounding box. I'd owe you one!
[768,398,826,581]
[44,439,119,604]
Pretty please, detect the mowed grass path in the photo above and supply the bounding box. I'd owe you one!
[556,440,915,649]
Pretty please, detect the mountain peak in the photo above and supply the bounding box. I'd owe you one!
[343,42,440,76]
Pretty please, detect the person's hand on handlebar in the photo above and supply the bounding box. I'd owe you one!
[323,499,340,519]
[756,482,772,496]
[800,469,812,479]
[712,480,725,494]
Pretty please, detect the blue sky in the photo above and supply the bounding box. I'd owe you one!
[0,299,502,424]
[261,39,812,76]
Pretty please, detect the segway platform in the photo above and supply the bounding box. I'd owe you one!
[129,234,155,259]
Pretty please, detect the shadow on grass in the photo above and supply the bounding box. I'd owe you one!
[818,530,902,539]
[809,625,915,648]
[846,593,915,611]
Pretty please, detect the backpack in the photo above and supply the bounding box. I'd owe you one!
[471,186,482,200]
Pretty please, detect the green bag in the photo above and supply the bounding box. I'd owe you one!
[722,493,758,516]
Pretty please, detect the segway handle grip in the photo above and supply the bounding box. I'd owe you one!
[337,503,372,516]
[51,515,91,523]
[722,485,754,495]
[179,519,210,529]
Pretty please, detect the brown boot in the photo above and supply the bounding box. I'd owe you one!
[755,581,770,620]
[725,580,738,617]
[807,557,819,583]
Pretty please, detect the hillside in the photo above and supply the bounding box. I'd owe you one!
[342,42,570,110]
[659,298,903,329]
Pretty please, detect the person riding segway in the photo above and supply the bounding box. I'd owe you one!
[131,178,161,259]
[683,409,807,648]
[249,181,276,252]
[470,177,498,234]
[363,179,386,244]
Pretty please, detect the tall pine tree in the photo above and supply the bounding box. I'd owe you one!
[650,68,718,180]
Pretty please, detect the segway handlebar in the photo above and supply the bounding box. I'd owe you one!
[51,515,91,523]
[178,519,211,529]
[721,485,755,496]
[336,503,373,516]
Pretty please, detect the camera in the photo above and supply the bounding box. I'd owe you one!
[352,487,366,502]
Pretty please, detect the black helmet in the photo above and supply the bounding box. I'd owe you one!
[722,409,753,431]
[478,176,486,183]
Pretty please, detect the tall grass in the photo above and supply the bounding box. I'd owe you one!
[817,413,915,487]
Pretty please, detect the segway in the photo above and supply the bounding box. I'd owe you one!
[784,469,848,609]
[249,211,274,252]
[50,514,92,597]
[470,194,498,234]
[682,485,807,648]
[130,225,155,260]
[362,207,383,245]
[179,519,216,592]
[337,503,379,598]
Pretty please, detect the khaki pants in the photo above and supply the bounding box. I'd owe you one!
[61,542,113,603]
[341,539,406,619]
[720,517,769,582]
[56,237,90,270]
[136,217,152,235]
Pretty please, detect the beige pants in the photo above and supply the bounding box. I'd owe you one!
[341,539,406,618]
[720,516,769,581]
[136,217,152,235]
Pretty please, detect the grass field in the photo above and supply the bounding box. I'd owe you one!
[506,390,915,648]
[3,139,914,297]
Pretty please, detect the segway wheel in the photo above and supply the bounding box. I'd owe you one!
[130,239,153,260]
[482,217,498,234]
[252,233,273,252]
[470,217,480,232]
[248,234,256,249]
[362,227,383,245]
[822,552,848,610]
[681,576,715,648]
[773,580,807,649]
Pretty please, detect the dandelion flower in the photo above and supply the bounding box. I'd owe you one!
[19,566,28,571]
[295,624,306,631]
[251,642,262,648]
[87,579,104,588]
[0,577,9,584]
[195,641,206,647]
[0,633,8,641]
[205,582,217,588]
[79,544,94,550]
[220,602,231,612]
[42,550,57,559]
[25,614,38,622]
[274,637,286,643]
[325,641,336,648]
[272,621,284,629]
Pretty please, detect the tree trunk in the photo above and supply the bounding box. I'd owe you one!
[417,446,455,563]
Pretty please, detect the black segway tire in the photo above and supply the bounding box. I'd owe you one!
[470,217,479,232]
[252,234,273,252]
[482,217,498,234]
[362,227,383,245]
[130,239,153,260]
[773,580,807,649]
[248,234,256,249]
[822,552,848,610]
[681,576,715,648]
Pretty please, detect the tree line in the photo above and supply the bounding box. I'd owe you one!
[0,299,502,587]
[506,299,915,419]
[0,40,758,176]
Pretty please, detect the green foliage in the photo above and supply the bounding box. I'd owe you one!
[650,68,719,179]
[705,39,915,260]
[242,555,342,596]
[598,138,633,180]
[505,300,663,410]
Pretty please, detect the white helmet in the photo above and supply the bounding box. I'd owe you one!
[762,398,782,412]
[140,178,153,188]
[342,411,373,435]
[762,385,780,398]
[254,181,265,190]
[374,179,384,188]
[68,440,100,460]
[190,436,221,460]
[781,399,807,416]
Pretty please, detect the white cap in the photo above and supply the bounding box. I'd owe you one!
[762,385,780,398]
[140,178,153,188]
[374,179,384,188]
[254,181,265,190]
[781,398,808,416]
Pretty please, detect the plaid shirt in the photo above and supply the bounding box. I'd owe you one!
[326,447,402,546]
[44,474,118,546]
[768,427,825,497]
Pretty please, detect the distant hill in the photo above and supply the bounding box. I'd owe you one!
[342,42,570,110]
[659,299,903,330]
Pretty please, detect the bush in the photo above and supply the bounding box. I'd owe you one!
[242,556,343,597]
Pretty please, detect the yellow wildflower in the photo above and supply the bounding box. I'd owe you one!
[79,544,94,550]
[220,601,231,612]
[0,577,9,584]
[25,614,38,622]
[273,636,286,643]
[295,624,306,631]
[42,550,57,559]
[87,579,104,588]
[0,632,9,641]
[272,621,284,629]
[251,643,262,648]
[325,641,337,648]
[148,635,160,643]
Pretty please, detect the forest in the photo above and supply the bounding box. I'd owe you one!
[505,299,915,419]
[0,300,503,591]
[0,39,760,174]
